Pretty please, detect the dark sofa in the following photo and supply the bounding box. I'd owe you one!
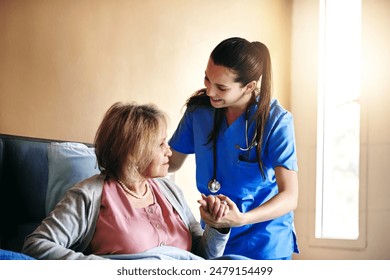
[0,134,97,253]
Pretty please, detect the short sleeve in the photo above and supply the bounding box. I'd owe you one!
[266,111,298,171]
[169,110,195,154]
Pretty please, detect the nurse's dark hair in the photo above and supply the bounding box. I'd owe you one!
[186,37,272,177]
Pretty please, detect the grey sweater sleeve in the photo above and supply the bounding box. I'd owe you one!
[22,175,105,260]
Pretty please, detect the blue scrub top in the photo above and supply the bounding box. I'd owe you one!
[169,98,299,259]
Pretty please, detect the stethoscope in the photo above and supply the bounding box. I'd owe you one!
[207,107,258,193]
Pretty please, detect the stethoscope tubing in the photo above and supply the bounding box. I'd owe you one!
[208,107,257,193]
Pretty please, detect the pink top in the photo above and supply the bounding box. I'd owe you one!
[89,178,192,255]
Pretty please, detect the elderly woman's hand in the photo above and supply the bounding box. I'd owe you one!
[198,194,243,229]
[198,193,229,221]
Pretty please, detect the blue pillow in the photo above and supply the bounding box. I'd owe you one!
[45,142,100,215]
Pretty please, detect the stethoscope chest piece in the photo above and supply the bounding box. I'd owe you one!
[208,179,221,193]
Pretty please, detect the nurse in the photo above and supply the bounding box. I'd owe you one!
[168,37,299,260]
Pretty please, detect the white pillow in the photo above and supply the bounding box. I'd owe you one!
[45,142,100,215]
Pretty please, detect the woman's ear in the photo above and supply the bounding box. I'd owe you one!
[244,81,257,93]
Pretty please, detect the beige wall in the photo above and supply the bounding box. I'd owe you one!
[291,0,390,259]
[0,0,291,143]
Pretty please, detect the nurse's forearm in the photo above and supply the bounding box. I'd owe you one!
[240,167,299,225]
[241,190,297,225]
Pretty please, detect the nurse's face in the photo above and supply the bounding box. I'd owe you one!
[204,58,254,112]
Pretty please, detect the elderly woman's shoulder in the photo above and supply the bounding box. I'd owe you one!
[70,173,105,194]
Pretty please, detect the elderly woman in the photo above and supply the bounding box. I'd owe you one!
[22,102,231,260]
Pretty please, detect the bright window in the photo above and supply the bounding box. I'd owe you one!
[316,0,361,240]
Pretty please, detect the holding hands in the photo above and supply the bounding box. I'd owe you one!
[198,194,243,229]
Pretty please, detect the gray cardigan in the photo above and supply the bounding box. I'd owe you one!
[22,174,229,260]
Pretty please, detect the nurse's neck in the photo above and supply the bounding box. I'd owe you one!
[225,107,245,126]
[225,94,255,126]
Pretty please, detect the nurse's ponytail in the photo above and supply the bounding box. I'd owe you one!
[252,41,272,178]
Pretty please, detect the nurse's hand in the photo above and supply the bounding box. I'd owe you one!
[198,194,243,228]
[198,194,229,221]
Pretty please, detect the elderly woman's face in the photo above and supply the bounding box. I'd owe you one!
[143,128,172,178]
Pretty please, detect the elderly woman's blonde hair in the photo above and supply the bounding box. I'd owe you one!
[94,102,167,185]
